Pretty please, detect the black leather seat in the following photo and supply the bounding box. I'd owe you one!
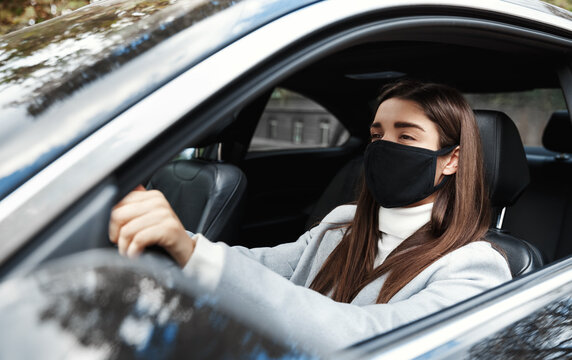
[305,156,363,228]
[542,110,572,154]
[503,110,572,262]
[148,158,247,245]
[475,110,543,277]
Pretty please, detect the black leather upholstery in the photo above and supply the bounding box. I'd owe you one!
[148,159,247,245]
[485,229,543,277]
[474,110,530,208]
[542,110,572,153]
[503,111,572,262]
[475,110,542,277]
[305,156,363,228]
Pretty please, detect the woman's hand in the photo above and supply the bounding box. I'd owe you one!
[108,185,195,267]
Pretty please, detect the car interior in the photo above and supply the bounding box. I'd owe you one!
[144,37,571,278]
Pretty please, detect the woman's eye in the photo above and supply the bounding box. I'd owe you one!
[370,133,382,141]
[399,134,415,141]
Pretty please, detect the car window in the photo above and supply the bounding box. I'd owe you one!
[464,89,566,147]
[248,88,349,151]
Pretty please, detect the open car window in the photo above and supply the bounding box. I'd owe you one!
[248,88,350,151]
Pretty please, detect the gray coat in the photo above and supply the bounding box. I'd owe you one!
[183,205,512,352]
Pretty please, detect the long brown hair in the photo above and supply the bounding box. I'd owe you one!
[309,80,491,304]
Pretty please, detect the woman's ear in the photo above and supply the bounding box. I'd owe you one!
[441,146,460,175]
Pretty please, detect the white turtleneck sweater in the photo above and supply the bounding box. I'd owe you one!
[375,202,432,267]
[182,204,510,353]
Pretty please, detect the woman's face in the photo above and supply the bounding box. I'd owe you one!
[370,97,440,150]
[370,97,459,206]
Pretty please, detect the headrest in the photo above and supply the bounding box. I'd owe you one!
[474,110,530,208]
[542,110,572,153]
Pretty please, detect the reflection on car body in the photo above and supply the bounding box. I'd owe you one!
[0,0,571,358]
[0,250,310,359]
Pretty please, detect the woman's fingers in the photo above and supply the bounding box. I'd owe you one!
[113,187,160,210]
[109,193,166,243]
[125,221,194,267]
[125,224,165,258]
[109,187,195,266]
[116,210,166,255]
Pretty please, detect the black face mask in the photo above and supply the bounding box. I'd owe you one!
[364,140,457,208]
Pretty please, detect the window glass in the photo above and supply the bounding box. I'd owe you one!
[248,88,349,151]
[464,89,566,147]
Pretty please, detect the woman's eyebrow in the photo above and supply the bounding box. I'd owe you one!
[370,122,382,129]
[394,121,425,132]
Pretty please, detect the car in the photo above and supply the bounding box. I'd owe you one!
[0,0,571,358]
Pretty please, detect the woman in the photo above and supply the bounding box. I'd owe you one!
[109,80,511,350]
